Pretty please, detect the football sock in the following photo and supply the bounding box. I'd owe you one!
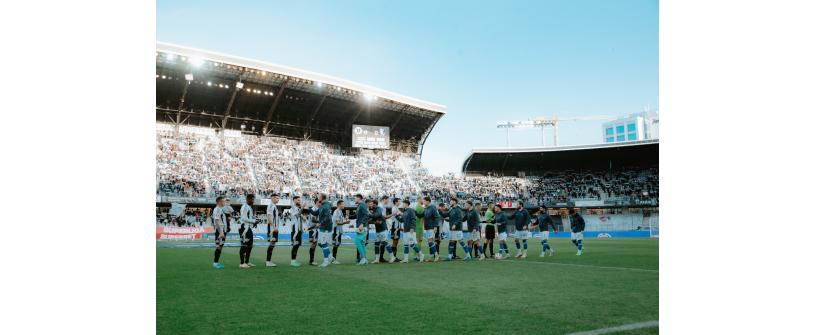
[238,246,246,264]
[412,243,421,253]
[309,246,316,263]
[214,248,222,263]
[291,244,299,260]
[460,241,470,256]
[523,240,528,250]
[571,239,578,247]
[515,240,521,250]
[448,241,455,256]
[332,245,339,258]
[403,244,410,255]
[266,245,274,261]
[321,244,330,258]
[246,246,252,262]
[543,240,550,251]
[577,240,583,251]
[373,241,381,258]
[453,242,458,257]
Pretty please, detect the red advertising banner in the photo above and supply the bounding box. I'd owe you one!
[156,226,213,240]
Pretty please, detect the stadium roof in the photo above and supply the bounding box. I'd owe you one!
[462,139,659,175]
[156,42,446,154]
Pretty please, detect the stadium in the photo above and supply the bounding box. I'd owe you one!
[156,43,659,334]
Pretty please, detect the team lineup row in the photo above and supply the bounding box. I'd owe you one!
[210,193,587,269]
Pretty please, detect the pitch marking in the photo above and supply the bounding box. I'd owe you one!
[567,320,658,335]
[503,259,658,273]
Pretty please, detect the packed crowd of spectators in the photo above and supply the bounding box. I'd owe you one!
[156,128,658,204]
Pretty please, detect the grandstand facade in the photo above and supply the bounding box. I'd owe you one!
[156,42,446,155]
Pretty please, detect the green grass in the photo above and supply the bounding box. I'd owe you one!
[157,238,658,334]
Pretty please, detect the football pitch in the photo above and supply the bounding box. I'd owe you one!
[157,238,658,334]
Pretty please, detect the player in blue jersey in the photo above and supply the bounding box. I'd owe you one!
[314,193,336,267]
[509,201,531,259]
[493,204,510,259]
[445,199,471,261]
[530,205,557,257]
[396,199,424,263]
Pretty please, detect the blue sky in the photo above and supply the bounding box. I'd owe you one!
[157,0,658,175]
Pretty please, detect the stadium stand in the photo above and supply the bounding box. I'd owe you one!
[156,125,658,207]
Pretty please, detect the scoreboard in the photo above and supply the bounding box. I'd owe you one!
[351,124,390,149]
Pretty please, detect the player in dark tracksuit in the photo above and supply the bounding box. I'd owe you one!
[493,204,510,259]
[530,205,557,257]
[465,201,485,260]
[422,196,441,262]
[569,209,586,256]
[396,199,423,263]
[509,202,531,258]
[370,199,395,263]
[445,199,470,261]
[354,194,370,264]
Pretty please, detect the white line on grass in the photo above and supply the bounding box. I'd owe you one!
[503,260,658,273]
[567,320,658,335]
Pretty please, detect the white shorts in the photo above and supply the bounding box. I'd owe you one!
[423,228,437,240]
[469,231,481,242]
[317,230,333,245]
[375,231,390,242]
[449,231,463,241]
[403,232,417,245]
[571,232,584,240]
[539,231,550,240]
[515,230,530,239]
[498,232,508,241]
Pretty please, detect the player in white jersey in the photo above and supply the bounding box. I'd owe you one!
[331,200,351,265]
[265,194,281,267]
[211,196,227,269]
[286,195,308,267]
[238,194,258,268]
[388,197,403,263]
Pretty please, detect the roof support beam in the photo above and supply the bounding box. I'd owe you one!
[304,95,328,130]
[221,73,244,129]
[262,79,289,135]
[347,104,365,128]
[175,80,191,124]
[500,154,511,175]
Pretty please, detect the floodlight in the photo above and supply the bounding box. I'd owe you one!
[207,81,212,86]
[185,73,193,81]
[363,93,376,102]
[190,57,204,67]
[236,82,244,89]
[316,81,323,88]
[166,54,176,61]
[240,124,246,129]
[161,75,166,79]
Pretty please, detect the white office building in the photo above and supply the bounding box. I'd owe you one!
[602,112,658,143]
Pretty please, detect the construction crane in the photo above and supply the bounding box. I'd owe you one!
[497,115,615,147]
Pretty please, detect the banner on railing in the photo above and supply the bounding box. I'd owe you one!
[156,226,214,240]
